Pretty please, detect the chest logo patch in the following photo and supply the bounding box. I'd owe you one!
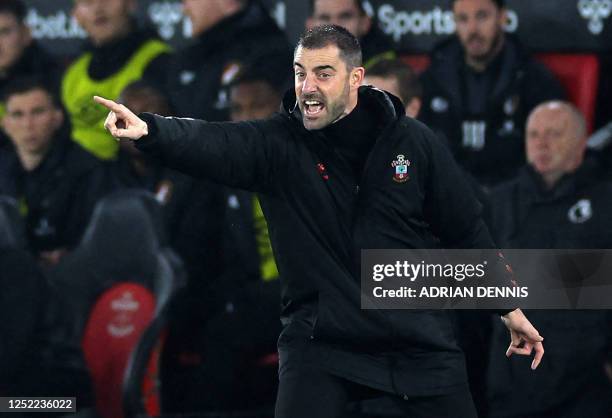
[568,199,593,224]
[391,154,410,183]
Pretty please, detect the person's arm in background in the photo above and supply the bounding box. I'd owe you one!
[94,96,288,194]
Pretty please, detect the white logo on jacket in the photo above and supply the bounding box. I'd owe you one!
[578,0,612,34]
[568,199,593,223]
[180,71,196,85]
[431,97,449,113]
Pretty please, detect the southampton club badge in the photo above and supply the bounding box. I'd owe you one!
[391,154,410,183]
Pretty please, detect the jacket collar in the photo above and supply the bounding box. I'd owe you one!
[517,157,603,202]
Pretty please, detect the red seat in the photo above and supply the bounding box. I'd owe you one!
[535,53,600,133]
[82,282,157,418]
[400,54,431,74]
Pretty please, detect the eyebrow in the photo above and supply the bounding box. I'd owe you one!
[293,63,337,72]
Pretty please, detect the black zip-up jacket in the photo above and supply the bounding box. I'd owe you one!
[419,36,565,187]
[0,134,118,253]
[136,86,509,395]
[486,161,612,416]
[167,0,291,121]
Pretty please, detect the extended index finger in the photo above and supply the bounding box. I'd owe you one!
[93,96,122,113]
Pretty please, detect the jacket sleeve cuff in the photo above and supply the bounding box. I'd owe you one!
[497,308,517,316]
[134,112,160,150]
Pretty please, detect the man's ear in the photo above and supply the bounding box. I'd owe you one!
[358,14,372,37]
[52,108,64,131]
[127,0,138,14]
[405,98,422,119]
[20,24,32,47]
[351,67,365,88]
[499,7,508,28]
[305,17,315,30]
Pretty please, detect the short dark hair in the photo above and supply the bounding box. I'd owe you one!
[309,0,366,16]
[0,0,27,22]
[1,76,59,106]
[120,80,174,115]
[451,0,505,9]
[367,58,422,104]
[229,56,291,96]
[296,24,362,69]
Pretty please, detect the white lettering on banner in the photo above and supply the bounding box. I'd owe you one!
[26,9,86,40]
[148,2,184,40]
[377,4,518,42]
[462,121,486,151]
[578,0,612,35]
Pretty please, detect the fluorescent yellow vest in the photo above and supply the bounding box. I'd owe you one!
[253,195,279,281]
[62,39,170,160]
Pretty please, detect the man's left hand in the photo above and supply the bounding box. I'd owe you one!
[501,308,544,370]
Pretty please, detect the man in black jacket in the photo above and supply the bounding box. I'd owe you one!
[1,77,116,265]
[419,0,564,188]
[0,0,61,156]
[96,25,544,418]
[169,0,291,121]
[487,102,612,418]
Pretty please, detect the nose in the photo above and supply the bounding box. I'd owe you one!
[301,74,318,94]
[465,17,479,36]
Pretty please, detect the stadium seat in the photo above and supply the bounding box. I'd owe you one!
[400,54,431,74]
[123,249,184,418]
[49,190,183,418]
[535,53,600,133]
[82,282,157,418]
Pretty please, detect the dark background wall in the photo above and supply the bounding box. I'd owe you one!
[24,0,612,58]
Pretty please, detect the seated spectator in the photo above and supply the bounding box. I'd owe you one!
[487,101,612,418]
[307,0,395,68]
[365,58,422,118]
[168,0,291,121]
[62,0,171,160]
[0,0,61,112]
[0,0,61,158]
[0,76,117,265]
[419,0,564,187]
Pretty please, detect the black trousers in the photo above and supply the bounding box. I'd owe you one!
[274,357,478,418]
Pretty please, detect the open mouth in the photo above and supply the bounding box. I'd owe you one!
[303,100,325,117]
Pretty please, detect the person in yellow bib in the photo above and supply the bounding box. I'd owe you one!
[62,0,171,160]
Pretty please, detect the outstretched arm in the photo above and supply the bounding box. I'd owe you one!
[93,96,288,192]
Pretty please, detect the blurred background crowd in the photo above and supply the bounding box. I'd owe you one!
[0,0,611,417]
